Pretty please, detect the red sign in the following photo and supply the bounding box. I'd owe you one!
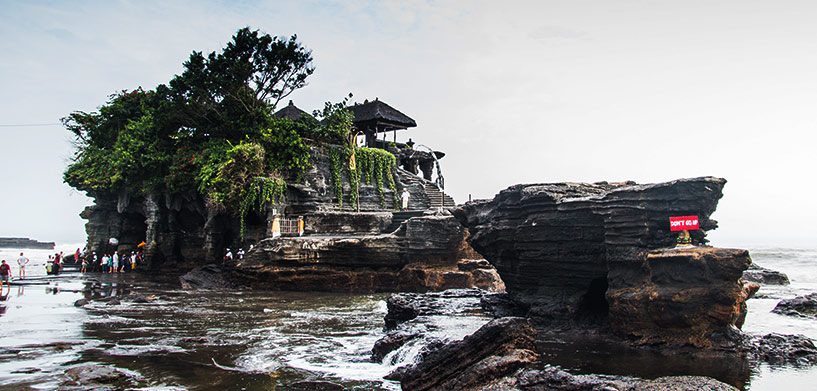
[670,216,699,231]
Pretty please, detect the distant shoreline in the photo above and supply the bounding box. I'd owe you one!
[0,237,55,250]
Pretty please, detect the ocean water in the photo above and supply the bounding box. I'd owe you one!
[0,245,815,390]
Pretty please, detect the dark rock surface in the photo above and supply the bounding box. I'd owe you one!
[772,293,817,318]
[372,329,423,361]
[63,364,141,388]
[484,366,738,391]
[607,247,758,348]
[303,211,391,235]
[399,317,539,391]
[179,264,235,290]
[752,333,817,366]
[743,263,790,285]
[285,380,344,391]
[454,177,756,348]
[383,289,486,329]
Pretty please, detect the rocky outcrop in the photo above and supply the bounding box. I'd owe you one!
[743,263,790,285]
[607,247,758,348]
[399,317,539,391]
[772,293,817,318]
[179,264,236,290]
[483,367,738,391]
[752,333,817,366]
[229,216,502,293]
[396,316,739,391]
[80,146,454,270]
[454,177,756,348]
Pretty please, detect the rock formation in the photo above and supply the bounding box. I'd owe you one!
[743,263,791,285]
[80,146,454,268]
[453,177,757,348]
[231,216,503,293]
[396,315,739,391]
[0,237,55,249]
[772,293,817,318]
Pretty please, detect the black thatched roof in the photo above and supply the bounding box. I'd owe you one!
[349,99,417,132]
[273,100,313,121]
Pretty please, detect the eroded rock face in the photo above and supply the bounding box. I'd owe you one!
[607,247,758,347]
[80,147,448,270]
[230,216,502,293]
[399,317,539,391]
[454,177,755,348]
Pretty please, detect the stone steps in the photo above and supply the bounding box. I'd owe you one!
[383,211,426,233]
[424,183,457,209]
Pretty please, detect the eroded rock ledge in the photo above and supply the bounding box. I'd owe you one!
[453,177,757,348]
[220,215,504,293]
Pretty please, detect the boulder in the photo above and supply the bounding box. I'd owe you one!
[179,264,235,290]
[772,293,817,318]
[743,263,790,285]
[752,333,817,365]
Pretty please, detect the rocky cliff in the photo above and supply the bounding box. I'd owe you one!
[80,146,451,269]
[453,177,755,348]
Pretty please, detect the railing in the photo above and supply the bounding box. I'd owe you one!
[272,218,303,237]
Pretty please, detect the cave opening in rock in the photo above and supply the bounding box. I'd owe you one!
[578,276,610,321]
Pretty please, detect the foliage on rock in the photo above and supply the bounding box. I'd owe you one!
[63,28,314,237]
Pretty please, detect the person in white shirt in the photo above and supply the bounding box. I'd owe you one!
[16,252,29,279]
[401,189,411,211]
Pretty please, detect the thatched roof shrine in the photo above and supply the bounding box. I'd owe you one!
[349,98,417,133]
[273,100,313,121]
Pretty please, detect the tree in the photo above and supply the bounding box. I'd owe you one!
[167,27,314,140]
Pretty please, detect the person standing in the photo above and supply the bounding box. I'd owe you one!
[16,252,29,279]
[0,260,11,293]
[401,189,411,211]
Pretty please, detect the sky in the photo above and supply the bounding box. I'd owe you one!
[1,0,816,247]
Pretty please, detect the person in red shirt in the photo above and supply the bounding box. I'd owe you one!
[0,260,11,293]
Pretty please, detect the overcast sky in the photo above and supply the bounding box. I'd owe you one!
[1,0,816,247]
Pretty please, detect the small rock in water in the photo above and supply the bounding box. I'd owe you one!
[286,380,344,391]
[743,263,790,285]
[753,333,817,365]
[772,293,817,318]
[74,298,90,307]
[11,367,41,374]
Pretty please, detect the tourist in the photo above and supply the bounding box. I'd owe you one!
[80,255,87,273]
[237,248,244,260]
[52,254,61,275]
[74,248,81,263]
[112,251,119,273]
[16,252,29,279]
[100,254,108,273]
[46,255,53,274]
[298,216,304,236]
[401,189,411,211]
[0,260,10,293]
[272,215,281,238]
[121,252,130,272]
[224,249,233,261]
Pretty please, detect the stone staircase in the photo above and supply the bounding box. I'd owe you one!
[383,211,426,233]
[424,183,456,210]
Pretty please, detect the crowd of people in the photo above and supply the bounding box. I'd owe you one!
[77,248,143,274]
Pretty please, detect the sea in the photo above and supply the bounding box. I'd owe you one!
[0,244,815,390]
